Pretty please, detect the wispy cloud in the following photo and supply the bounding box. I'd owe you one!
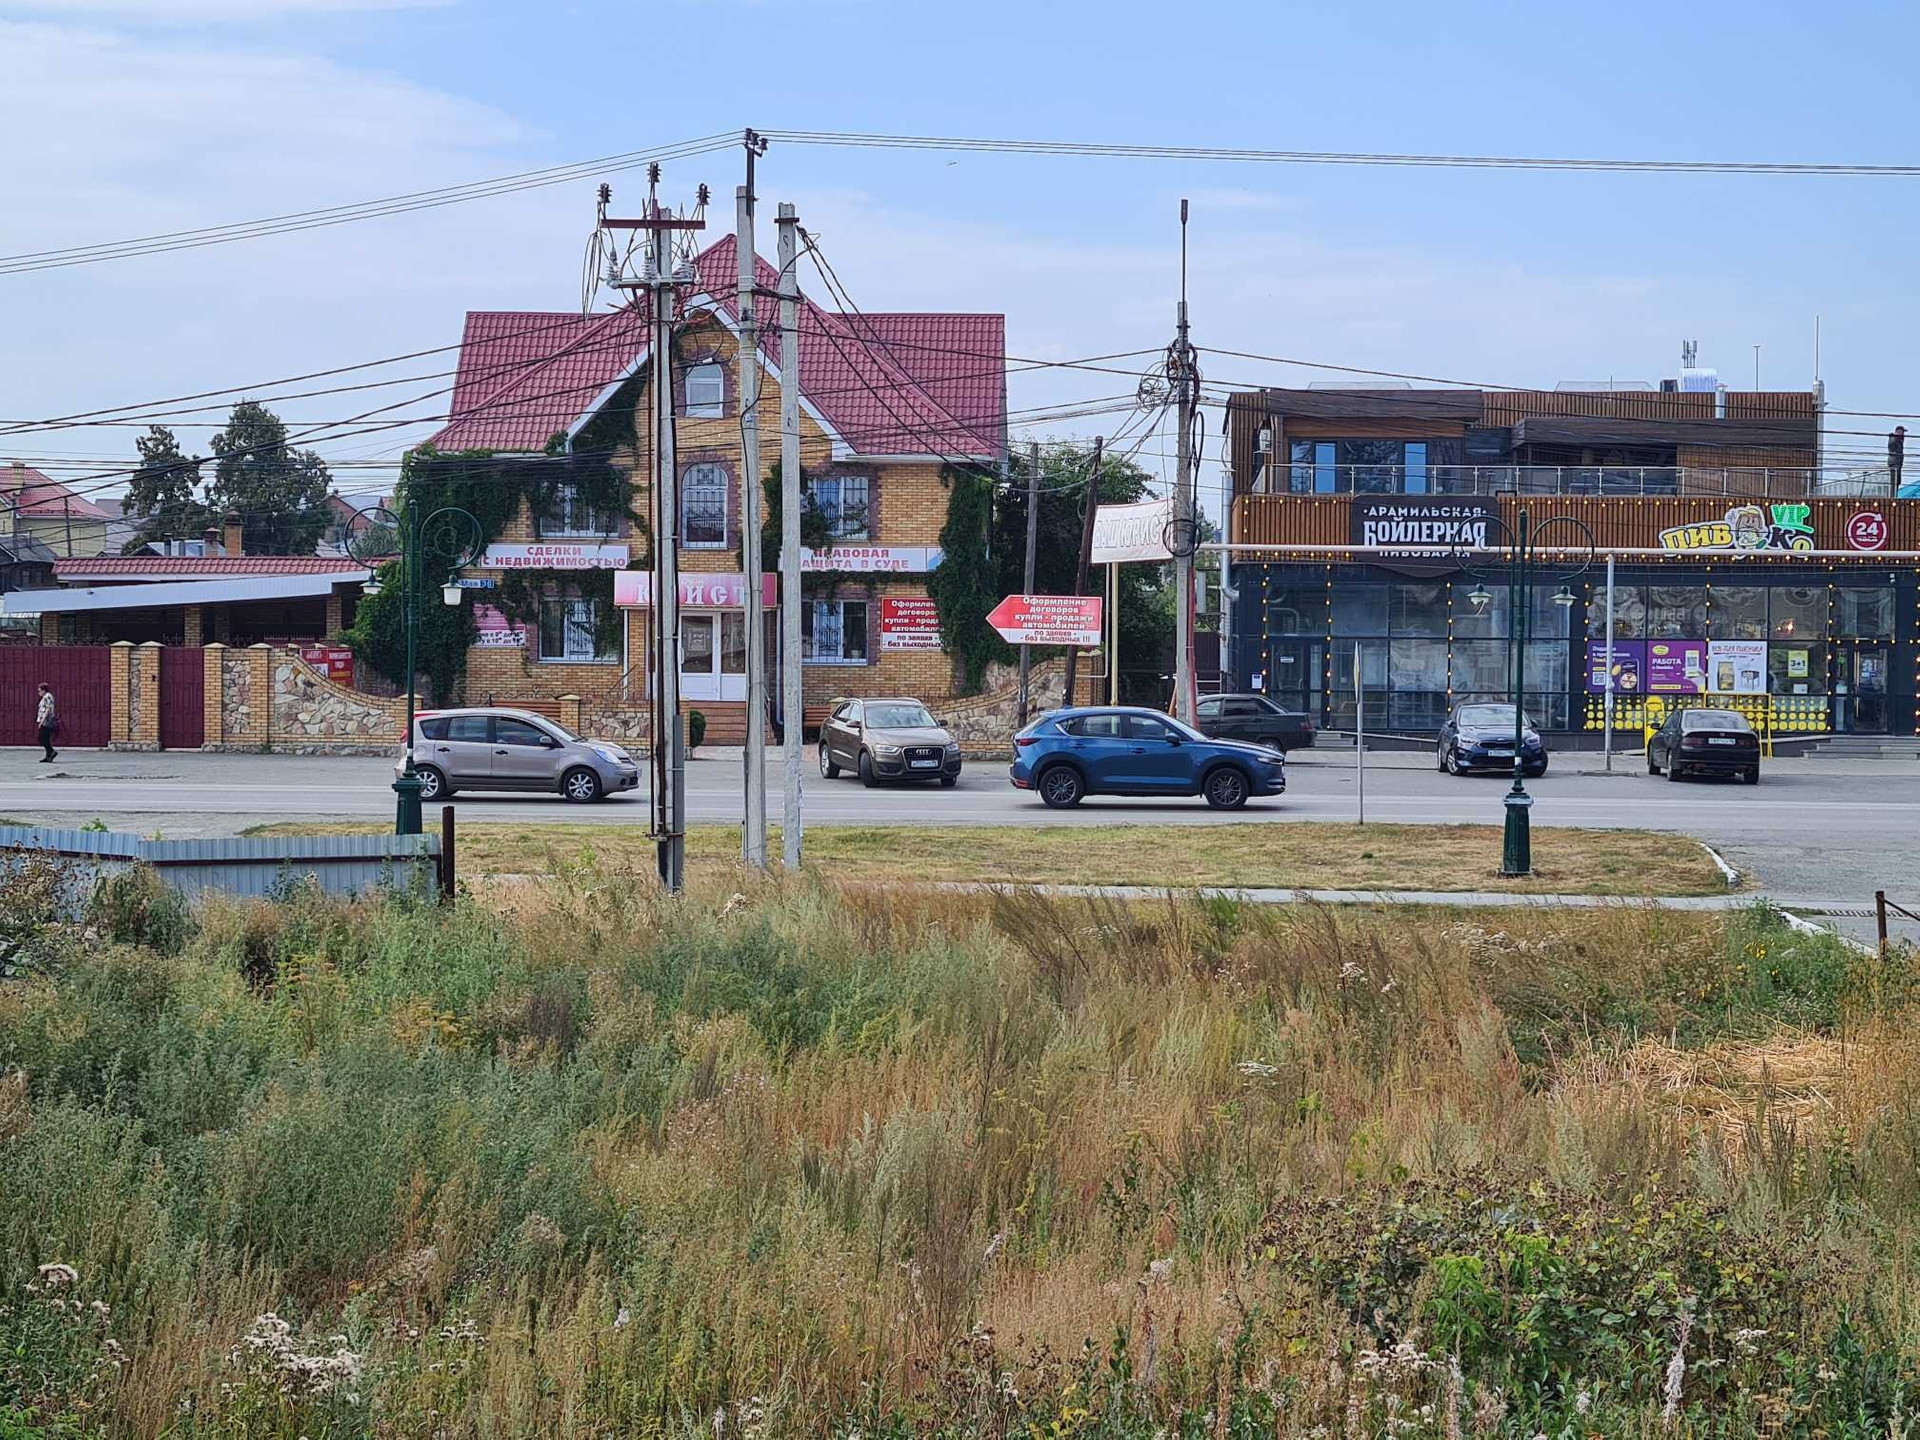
[4,0,450,18]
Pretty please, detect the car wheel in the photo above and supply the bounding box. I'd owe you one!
[1648,750,1660,775]
[1436,744,1448,772]
[1444,745,1463,776]
[1527,757,1548,778]
[416,765,448,801]
[1665,757,1682,783]
[819,742,840,779]
[1744,767,1760,785]
[1203,766,1250,809]
[562,766,603,803]
[1037,764,1084,808]
[858,751,878,788]
[939,775,958,788]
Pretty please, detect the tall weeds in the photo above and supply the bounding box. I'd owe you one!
[1,871,1915,1436]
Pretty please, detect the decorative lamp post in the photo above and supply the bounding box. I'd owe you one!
[1458,508,1595,876]
[347,502,484,836]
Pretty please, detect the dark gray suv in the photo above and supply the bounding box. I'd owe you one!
[818,698,962,788]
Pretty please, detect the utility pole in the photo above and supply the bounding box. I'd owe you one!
[1062,435,1104,706]
[1016,440,1040,723]
[777,203,804,869]
[1171,198,1198,725]
[602,167,706,893]
[737,130,769,868]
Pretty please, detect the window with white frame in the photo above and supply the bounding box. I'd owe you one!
[810,473,871,541]
[680,462,728,548]
[537,597,618,663]
[538,482,610,537]
[684,362,725,418]
[803,599,869,664]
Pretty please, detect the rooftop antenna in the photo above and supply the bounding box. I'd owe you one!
[1681,339,1697,370]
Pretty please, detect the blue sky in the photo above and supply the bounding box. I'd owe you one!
[5,0,1916,508]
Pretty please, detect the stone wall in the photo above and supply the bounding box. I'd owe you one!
[270,650,405,753]
[935,657,1076,756]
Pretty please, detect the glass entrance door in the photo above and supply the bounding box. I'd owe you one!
[1834,645,1890,734]
[679,612,748,702]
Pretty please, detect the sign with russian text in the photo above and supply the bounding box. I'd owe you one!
[799,545,943,573]
[987,594,1103,647]
[1646,639,1707,694]
[480,542,629,570]
[472,604,527,649]
[614,571,779,609]
[879,597,944,651]
[1585,640,1645,694]
[1707,639,1767,694]
[298,646,356,684]
[1090,499,1175,564]
[1350,497,1498,558]
[1657,503,1814,554]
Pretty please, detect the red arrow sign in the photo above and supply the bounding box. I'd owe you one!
[987,593,1104,647]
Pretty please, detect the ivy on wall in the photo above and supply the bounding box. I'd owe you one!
[927,463,1012,695]
[758,460,874,603]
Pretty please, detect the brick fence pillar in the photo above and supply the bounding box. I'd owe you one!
[108,641,133,745]
[324,590,344,635]
[135,642,163,748]
[202,643,225,747]
[248,644,274,749]
[183,605,204,648]
[558,694,583,733]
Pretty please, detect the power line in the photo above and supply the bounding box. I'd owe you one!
[765,128,1920,178]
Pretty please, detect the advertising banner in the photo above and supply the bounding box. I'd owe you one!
[1350,496,1498,554]
[614,572,779,609]
[879,597,944,651]
[298,646,356,685]
[480,542,629,570]
[799,545,943,574]
[1645,639,1708,694]
[1585,640,1646,695]
[1706,639,1767,694]
[1090,499,1176,564]
[1786,648,1811,679]
[472,604,527,649]
[986,594,1103,647]
[1656,503,1814,555]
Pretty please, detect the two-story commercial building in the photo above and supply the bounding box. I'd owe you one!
[427,234,1004,735]
[1225,380,1919,741]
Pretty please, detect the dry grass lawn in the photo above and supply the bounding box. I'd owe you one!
[244,818,1731,895]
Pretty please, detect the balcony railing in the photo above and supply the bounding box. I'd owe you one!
[1257,464,1860,500]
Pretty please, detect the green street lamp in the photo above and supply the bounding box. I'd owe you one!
[1459,509,1595,877]
[347,502,485,835]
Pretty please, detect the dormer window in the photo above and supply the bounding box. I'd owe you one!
[685,362,725,418]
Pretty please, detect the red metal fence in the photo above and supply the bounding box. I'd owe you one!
[159,647,205,750]
[0,646,111,748]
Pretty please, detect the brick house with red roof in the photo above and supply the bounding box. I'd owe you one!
[4,462,113,558]
[428,234,1006,729]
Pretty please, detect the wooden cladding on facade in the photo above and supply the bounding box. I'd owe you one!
[1231,494,1920,553]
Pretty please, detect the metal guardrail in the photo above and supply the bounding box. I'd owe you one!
[1257,464,1880,500]
[0,825,440,902]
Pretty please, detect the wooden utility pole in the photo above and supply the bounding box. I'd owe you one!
[1061,435,1104,706]
[777,203,804,869]
[1171,199,1198,725]
[1015,440,1040,724]
[737,130,769,868]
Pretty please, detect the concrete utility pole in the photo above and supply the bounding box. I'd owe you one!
[777,203,804,869]
[1171,198,1198,725]
[604,166,705,892]
[1061,435,1104,706]
[737,152,768,867]
[1015,439,1040,724]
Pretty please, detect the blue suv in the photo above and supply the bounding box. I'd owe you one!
[1009,706,1286,809]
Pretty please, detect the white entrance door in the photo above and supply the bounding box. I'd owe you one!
[680,612,747,702]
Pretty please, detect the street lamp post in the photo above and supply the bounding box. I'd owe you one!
[348,502,484,836]
[1461,508,1593,876]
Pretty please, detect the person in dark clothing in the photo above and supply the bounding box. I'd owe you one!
[35,682,57,763]
[1892,427,1907,491]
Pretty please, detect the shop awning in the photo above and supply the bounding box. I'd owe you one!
[0,573,358,616]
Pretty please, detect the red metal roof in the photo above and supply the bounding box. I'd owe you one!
[54,556,366,579]
[430,235,1005,459]
[3,464,112,520]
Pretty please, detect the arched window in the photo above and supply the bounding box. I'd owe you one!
[684,362,725,418]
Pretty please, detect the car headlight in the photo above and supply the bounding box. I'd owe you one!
[873,744,902,758]
[592,744,630,765]
[944,742,961,755]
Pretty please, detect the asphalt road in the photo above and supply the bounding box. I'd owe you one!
[1,744,1914,915]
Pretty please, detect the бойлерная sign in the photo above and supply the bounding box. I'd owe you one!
[1351,497,1498,558]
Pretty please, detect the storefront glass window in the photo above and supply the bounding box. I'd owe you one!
[1770,587,1826,641]
[1450,639,1510,694]
[1331,583,1388,636]
[1587,584,1647,640]
[1452,582,1509,638]
[1768,642,1826,695]
[1390,638,1448,692]
[1709,586,1768,639]
[1265,584,1328,636]
[1525,584,1573,638]
[1837,587,1894,639]
[1389,582,1449,636]
[1328,640,1388,732]
[1523,639,1569,695]
[1647,586,1707,638]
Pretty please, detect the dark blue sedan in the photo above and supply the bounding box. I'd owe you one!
[1009,707,1286,809]
[1436,702,1549,777]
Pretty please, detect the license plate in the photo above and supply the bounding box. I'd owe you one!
[1487,748,1512,756]
[910,759,939,769]
[1708,737,1736,746]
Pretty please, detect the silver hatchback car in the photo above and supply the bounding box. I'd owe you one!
[398,707,640,804]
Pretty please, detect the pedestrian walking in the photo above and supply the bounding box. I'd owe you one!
[1892,426,1907,491]
[35,682,57,763]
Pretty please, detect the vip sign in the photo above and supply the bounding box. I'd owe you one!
[1657,504,1814,554]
